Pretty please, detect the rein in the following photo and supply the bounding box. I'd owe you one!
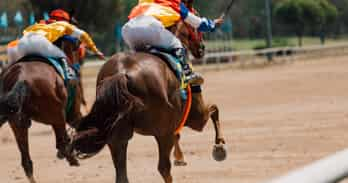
[175,85,192,135]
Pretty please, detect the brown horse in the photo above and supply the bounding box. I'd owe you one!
[0,38,83,183]
[69,21,226,183]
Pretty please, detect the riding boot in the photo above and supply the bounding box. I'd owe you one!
[175,48,204,85]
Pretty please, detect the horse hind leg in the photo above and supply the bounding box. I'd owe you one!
[208,104,227,162]
[156,135,175,183]
[52,124,79,166]
[173,134,187,166]
[9,121,36,183]
[108,141,129,183]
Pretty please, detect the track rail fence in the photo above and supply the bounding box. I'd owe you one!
[82,43,348,70]
[1,42,348,69]
[266,148,348,183]
[196,43,348,69]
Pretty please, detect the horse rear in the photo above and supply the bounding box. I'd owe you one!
[71,52,226,183]
[0,60,81,183]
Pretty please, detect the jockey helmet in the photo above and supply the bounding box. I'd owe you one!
[48,9,71,23]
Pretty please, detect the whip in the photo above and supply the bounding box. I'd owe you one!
[221,0,237,19]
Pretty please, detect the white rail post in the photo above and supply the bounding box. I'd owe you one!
[267,148,348,183]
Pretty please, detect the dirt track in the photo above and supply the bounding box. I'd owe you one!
[1,56,348,183]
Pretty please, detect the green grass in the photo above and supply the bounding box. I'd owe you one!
[205,36,348,51]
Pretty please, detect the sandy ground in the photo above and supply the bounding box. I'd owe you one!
[1,56,348,183]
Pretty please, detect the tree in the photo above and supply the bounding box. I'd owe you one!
[274,0,324,46]
[318,0,338,44]
[27,0,138,54]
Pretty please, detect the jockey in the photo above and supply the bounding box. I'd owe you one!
[39,9,74,24]
[122,0,223,85]
[7,9,105,81]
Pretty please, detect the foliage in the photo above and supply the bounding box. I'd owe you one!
[26,0,139,53]
[0,0,347,52]
[319,0,338,25]
[274,0,337,46]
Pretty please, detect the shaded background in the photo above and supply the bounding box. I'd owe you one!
[1,0,348,55]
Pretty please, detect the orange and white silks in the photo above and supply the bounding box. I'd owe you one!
[128,0,181,27]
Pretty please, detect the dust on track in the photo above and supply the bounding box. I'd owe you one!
[1,56,348,183]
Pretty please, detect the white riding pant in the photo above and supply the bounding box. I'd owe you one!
[122,15,183,51]
[7,32,66,63]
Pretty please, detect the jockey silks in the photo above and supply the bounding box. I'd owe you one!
[129,0,181,27]
[128,0,216,32]
[7,33,66,63]
[7,21,100,64]
[122,15,183,51]
[23,21,99,54]
[123,0,217,85]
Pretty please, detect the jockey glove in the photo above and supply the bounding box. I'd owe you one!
[179,3,216,33]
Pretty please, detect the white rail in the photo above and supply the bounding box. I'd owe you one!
[84,42,348,69]
[266,148,348,183]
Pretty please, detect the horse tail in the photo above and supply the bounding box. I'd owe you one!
[95,73,144,133]
[72,73,143,158]
[0,80,29,126]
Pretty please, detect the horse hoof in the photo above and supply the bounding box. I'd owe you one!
[174,160,187,166]
[28,176,36,183]
[212,144,227,162]
[57,151,65,160]
[68,158,80,167]
[70,160,80,167]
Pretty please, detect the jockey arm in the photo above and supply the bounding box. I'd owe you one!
[179,3,222,32]
[66,25,105,60]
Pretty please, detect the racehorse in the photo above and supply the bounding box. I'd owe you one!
[0,37,83,183]
[69,20,226,183]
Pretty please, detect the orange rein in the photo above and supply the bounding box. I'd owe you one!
[175,85,192,135]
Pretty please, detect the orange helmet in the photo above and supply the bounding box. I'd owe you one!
[49,9,70,22]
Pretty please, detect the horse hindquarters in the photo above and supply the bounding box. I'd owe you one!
[0,80,30,127]
[0,80,37,182]
[72,73,142,156]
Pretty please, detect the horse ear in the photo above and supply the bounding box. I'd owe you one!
[69,9,79,25]
[69,9,75,17]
